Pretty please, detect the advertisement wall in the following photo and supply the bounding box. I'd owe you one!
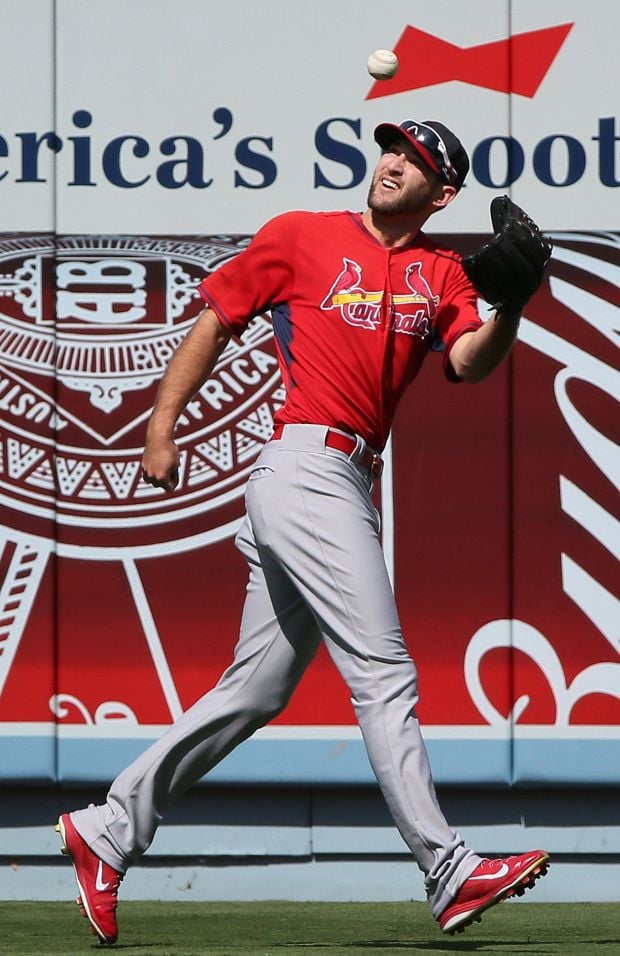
[0,0,618,786]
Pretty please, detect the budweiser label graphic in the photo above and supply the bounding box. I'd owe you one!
[0,232,618,768]
[0,235,282,552]
[0,234,281,726]
[393,231,619,731]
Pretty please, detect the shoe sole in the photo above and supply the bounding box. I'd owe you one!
[56,816,114,945]
[441,853,550,935]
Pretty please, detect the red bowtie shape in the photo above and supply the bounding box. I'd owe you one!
[366,23,574,100]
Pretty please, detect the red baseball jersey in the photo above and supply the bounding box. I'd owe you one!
[198,210,482,451]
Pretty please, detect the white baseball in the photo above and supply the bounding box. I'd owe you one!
[367,49,399,80]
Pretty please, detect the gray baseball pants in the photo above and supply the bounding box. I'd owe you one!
[71,423,480,918]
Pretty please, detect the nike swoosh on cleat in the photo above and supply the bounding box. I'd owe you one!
[468,862,510,881]
[95,860,110,891]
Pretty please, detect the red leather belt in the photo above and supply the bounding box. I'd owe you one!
[271,424,384,478]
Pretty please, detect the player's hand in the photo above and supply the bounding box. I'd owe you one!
[141,436,180,492]
[462,195,552,315]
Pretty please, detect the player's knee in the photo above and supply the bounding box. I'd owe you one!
[241,687,291,725]
[256,694,290,723]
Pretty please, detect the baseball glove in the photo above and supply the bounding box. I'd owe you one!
[462,195,553,314]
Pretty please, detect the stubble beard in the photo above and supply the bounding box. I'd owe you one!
[367,176,431,218]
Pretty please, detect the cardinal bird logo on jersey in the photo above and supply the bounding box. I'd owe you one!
[321,257,438,338]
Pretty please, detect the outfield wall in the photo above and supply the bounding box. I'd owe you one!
[0,0,618,802]
[1,783,619,904]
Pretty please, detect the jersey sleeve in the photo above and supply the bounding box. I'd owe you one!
[431,258,483,382]
[197,212,298,337]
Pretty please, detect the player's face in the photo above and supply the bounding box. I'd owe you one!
[367,138,444,216]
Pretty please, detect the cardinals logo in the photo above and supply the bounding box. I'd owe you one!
[321,257,438,338]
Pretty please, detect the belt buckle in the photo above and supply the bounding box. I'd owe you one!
[370,452,383,478]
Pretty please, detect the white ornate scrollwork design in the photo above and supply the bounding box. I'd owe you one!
[465,619,620,727]
[49,693,138,725]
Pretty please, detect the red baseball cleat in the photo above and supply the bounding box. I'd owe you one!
[56,813,123,945]
[439,849,550,934]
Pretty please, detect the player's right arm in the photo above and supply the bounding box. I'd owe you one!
[141,308,231,491]
[143,213,295,491]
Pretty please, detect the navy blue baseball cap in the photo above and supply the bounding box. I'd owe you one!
[374,119,470,190]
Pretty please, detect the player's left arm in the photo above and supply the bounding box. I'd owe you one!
[448,309,521,383]
[449,195,552,384]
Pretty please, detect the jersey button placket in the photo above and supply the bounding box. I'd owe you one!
[379,251,394,438]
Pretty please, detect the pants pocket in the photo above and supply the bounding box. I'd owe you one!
[248,466,275,481]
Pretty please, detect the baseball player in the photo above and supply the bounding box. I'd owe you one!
[57,119,551,945]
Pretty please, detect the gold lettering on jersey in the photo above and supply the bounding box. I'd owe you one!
[321,258,438,337]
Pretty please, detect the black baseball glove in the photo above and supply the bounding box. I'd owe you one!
[462,195,553,314]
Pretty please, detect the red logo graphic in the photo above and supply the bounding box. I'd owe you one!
[366,23,573,100]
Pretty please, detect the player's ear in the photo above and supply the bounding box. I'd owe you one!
[432,184,458,212]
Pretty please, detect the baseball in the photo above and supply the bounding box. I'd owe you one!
[367,49,399,80]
